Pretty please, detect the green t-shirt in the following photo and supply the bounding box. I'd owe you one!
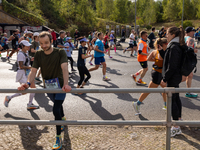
[30,41,40,57]
[32,48,68,87]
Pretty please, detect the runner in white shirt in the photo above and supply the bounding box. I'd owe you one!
[123,29,135,57]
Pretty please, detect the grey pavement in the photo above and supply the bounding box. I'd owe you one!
[0,48,200,122]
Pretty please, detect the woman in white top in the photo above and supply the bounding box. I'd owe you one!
[4,40,39,110]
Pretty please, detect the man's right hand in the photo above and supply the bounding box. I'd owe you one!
[18,83,29,91]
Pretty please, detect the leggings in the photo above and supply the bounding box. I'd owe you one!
[53,100,64,135]
[68,57,74,69]
[78,66,91,86]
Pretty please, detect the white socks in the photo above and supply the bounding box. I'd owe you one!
[9,93,22,99]
[28,93,35,105]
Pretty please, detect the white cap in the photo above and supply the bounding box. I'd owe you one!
[20,40,32,46]
[111,30,115,33]
[33,32,39,36]
[27,31,33,34]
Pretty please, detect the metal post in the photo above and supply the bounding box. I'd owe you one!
[135,0,137,32]
[166,91,172,150]
[181,0,184,27]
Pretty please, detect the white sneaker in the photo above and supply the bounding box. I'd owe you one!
[132,102,141,115]
[171,126,182,137]
[27,103,39,110]
[4,96,11,107]
[103,76,110,81]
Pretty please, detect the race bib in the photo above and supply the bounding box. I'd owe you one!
[45,78,61,89]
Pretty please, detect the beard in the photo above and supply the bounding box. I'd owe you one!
[42,45,52,51]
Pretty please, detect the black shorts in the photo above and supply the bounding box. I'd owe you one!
[133,42,137,47]
[104,44,109,49]
[129,44,134,48]
[151,70,163,85]
[3,45,9,50]
[139,61,148,68]
[12,45,18,50]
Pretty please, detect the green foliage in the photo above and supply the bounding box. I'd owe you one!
[2,0,47,26]
[183,20,194,29]
[163,0,180,21]
[146,25,152,30]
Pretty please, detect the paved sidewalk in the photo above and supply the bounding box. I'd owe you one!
[0,125,200,150]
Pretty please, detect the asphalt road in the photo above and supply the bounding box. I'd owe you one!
[0,47,200,122]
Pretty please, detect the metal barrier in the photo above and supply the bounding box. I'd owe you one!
[1,88,200,150]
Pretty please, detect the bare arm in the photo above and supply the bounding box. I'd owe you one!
[19,61,31,70]
[94,45,105,53]
[27,68,38,84]
[81,54,91,59]
[57,45,66,48]
[61,62,69,86]
[147,50,156,61]
[8,35,14,41]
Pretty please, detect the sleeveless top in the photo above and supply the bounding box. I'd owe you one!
[153,50,163,73]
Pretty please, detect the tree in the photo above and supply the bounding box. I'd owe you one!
[163,0,180,21]
[114,0,128,24]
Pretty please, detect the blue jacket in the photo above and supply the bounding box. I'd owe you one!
[64,42,75,57]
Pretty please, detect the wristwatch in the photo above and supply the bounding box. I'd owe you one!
[27,82,31,87]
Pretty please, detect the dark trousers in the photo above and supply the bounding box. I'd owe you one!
[68,57,74,69]
[78,66,91,86]
[167,85,182,120]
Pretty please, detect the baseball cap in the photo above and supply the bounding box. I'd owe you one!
[27,31,33,34]
[33,32,39,36]
[20,40,32,46]
[66,37,72,41]
[80,38,88,42]
[185,27,196,33]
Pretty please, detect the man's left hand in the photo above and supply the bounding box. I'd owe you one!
[62,85,72,93]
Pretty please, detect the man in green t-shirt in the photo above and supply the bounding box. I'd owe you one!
[18,31,71,150]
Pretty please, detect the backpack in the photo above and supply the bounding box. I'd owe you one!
[181,45,197,76]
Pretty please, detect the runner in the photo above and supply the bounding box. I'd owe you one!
[76,38,92,91]
[64,37,76,72]
[123,29,135,57]
[27,31,33,43]
[182,27,198,98]
[132,38,168,115]
[109,30,117,53]
[19,31,29,43]
[57,30,66,49]
[18,31,71,149]
[4,40,39,110]
[74,29,80,48]
[104,31,112,58]
[88,31,94,64]
[89,31,98,65]
[88,32,110,81]
[7,30,20,62]
[30,32,40,66]
[161,26,184,137]
[51,29,57,47]
[132,31,150,86]
[148,27,156,49]
[133,32,138,56]
[0,33,10,58]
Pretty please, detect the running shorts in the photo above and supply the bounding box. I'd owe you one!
[16,70,27,84]
[104,44,109,49]
[139,61,148,68]
[151,70,163,85]
[110,41,115,46]
[129,44,134,48]
[95,57,105,65]
[3,45,9,50]
[12,45,18,50]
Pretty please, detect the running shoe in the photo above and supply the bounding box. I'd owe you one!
[109,56,113,58]
[171,126,182,137]
[35,77,42,82]
[7,57,10,62]
[61,116,66,132]
[89,61,93,65]
[136,80,147,86]
[162,105,167,110]
[185,93,198,98]
[71,68,76,72]
[131,74,137,82]
[130,54,134,57]
[4,96,11,107]
[123,49,126,53]
[132,102,141,115]
[52,136,62,150]
[27,103,39,110]
[103,76,110,81]
[134,53,137,57]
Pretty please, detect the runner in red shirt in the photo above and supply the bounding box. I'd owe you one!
[104,31,112,58]
[51,29,57,47]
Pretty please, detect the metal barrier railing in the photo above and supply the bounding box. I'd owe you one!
[1,88,200,150]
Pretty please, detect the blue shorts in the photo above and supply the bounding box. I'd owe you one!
[47,93,66,101]
[95,57,105,65]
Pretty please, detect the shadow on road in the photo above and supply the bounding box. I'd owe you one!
[106,67,123,76]
[80,95,125,120]
[34,93,53,112]
[192,74,200,82]
[174,127,200,149]
[181,97,200,110]
[138,114,149,121]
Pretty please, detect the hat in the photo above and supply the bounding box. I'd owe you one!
[33,32,39,36]
[185,27,196,33]
[27,31,33,34]
[80,38,88,42]
[66,37,72,41]
[20,40,32,46]
[111,30,115,33]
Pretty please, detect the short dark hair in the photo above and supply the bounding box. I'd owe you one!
[152,27,155,31]
[59,30,65,35]
[98,32,102,37]
[140,30,147,37]
[39,31,52,42]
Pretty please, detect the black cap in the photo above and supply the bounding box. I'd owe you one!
[185,27,196,33]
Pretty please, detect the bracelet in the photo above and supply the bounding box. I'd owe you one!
[27,82,31,87]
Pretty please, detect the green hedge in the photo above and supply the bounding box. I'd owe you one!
[2,0,47,26]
